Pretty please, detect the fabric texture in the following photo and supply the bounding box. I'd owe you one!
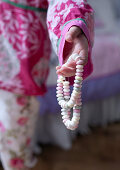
[0,90,39,169]
[0,0,94,95]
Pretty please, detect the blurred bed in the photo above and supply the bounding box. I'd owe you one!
[34,0,120,150]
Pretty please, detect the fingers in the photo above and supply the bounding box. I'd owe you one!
[79,50,88,66]
[56,66,61,70]
[56,52,88,77]
[65,26,82,42]
[56,49,88,77]
[56,59,76,77]
[56,64,76,77]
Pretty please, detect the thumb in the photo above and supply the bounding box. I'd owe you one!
[65,26,82,42]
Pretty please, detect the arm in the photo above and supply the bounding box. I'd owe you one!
[47,0,94,79]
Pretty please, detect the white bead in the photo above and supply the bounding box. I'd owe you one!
[76,68,84,73]
[72,116,80,120]
[61,112,68,116]
[64,120,70,127]
[63,81,69,85]
[67,122,75,130]
[56,87,62,90]
[57,79,63,83]
[56,90,63,94]
[61,108,68,112]
[59,76,65,80]
[73,116,80,120]
[63,84,69,87]
[70,121,77,128]
[61,108,66,112]
[63,89,70,92]
[75,73,83,77]
[56,94,63,97]
[58,100,65,105]
[70,96,76,102]
[64,96,70,100]
[74,80,81,84]
[75,76,83,81]
[63,86,69,89]
[63,83,69,86]
[73,90,80,96]
[71,92,78,97]
[72,117,79,123]
[71,95,77,101]
[61,101,65,107]
[67,100,74,108]
[62,115,70,119]
[76,65,83,69]
[57,97,64,101]
[73,112,80,117]
[63,119,67,124]
[61,102,68,109]
[71,119,79,125]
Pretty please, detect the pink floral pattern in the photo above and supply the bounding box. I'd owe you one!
[10,158,24,169]
[17,117,28,126]
[0,0,94,95]
[0,90,39,169]
[0,121,5,132]
[0,2,50,95]
[16,96,28,105]
[26,138,31,146]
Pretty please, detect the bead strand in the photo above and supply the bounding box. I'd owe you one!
[56,53,84,130]
[63,81,70,101]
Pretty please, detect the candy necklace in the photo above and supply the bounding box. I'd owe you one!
[56,53,84,130]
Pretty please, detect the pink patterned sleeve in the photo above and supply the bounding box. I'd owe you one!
[47,0,94,79]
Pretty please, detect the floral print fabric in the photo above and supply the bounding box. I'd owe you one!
[0,90,39,169]
[0,1,50,95]
[0,0,94,95]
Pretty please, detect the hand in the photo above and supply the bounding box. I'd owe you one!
[56,26,88,77]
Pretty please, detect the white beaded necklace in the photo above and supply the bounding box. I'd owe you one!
[56,53,84,130]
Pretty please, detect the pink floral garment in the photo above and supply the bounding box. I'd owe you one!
[0,0,94,95]
[0,90,39,170]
